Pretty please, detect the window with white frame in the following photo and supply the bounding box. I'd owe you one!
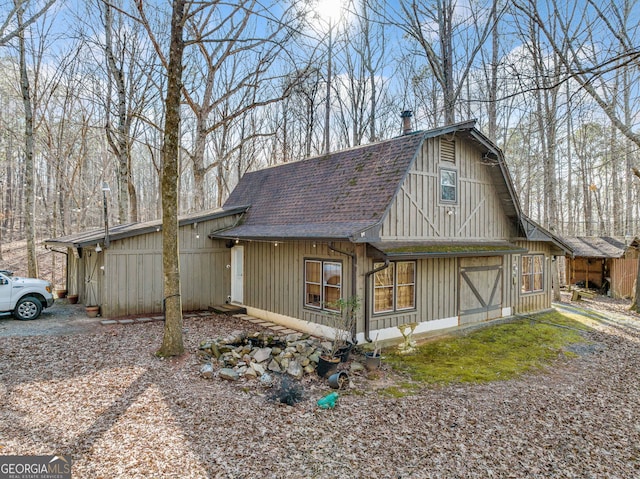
[521,254,544,293]
[373,261,416,314]
[440,168,457,203]
[305,260,342,312]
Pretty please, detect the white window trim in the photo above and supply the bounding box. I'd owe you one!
[439,167,458,204]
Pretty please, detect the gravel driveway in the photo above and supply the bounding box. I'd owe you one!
[0,301,103,337]
[1,303,639,478]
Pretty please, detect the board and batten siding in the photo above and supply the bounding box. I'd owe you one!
[242,241,359,330]
[380,137,515,241]
[610,257,638,298]
[367,256,458,333]
[513,241,553,313]
[101,216,234,317]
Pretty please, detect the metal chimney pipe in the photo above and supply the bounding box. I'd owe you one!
[401,110,413,135]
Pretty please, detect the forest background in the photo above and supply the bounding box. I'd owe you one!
[1,0,639,265]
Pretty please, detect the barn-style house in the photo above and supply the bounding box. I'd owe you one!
[46,120,569,342]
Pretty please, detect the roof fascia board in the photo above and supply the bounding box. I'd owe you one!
[45,206,249,248]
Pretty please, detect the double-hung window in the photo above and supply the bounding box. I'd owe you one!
[373,261,416,314]
[521,254,544,293]
[305,260,342,312]
[440,168,457,203]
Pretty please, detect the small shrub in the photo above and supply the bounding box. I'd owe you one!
[270,375,305,406]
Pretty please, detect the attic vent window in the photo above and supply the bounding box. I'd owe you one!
[441,139,455,163]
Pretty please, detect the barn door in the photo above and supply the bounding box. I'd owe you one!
[459,257,503,325]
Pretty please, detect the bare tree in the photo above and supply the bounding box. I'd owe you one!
[0,0,57,46]
[157,0,187,357]
[393,0,500,125]
[16,3,37,277]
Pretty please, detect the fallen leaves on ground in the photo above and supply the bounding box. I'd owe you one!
[1,309,640,478]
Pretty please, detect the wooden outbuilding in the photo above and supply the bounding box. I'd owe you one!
[45,207,246,318]
[210,120,571,342]
[562,236,639,298]
[46,120,572,341]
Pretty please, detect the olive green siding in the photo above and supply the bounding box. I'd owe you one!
[381,137,516,241]
[242,240,359,330]
[367,256,459,332]
[67,214,237,318]
[512,240,554,313]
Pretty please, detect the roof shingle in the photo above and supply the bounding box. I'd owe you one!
[220,132,426,239]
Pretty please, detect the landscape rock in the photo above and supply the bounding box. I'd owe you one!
[197,330,334,382]
[268,359,282,372]
[287,360,304,379]
[251,362,266,375]
[253,347,272,363]
[350,362,365,373]
[219,368,240,381]
[200,363,214,379]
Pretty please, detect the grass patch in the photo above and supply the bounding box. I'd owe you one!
[378,382,421,398]
[386,312,591,385]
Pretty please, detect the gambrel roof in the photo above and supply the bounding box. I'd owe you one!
[212,120,568,253]
[217,130,426,240]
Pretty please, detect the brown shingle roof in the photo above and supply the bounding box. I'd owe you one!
[219,132,426,239]
[561,236,628,258]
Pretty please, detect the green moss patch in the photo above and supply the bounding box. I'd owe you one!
[386,312,591,386]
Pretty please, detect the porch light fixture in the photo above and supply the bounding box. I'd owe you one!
[95,243,102,253]
[235,238,239,244]
[101,182,111,248]
[274,242,278,247]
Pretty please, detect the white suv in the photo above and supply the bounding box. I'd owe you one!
[0,270,55,320]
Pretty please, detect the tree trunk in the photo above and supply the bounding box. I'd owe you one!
[17,6,38,278]
[157,0,186,358]
[630,167,640,312]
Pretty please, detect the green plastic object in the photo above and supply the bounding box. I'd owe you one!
[317,391,339,409]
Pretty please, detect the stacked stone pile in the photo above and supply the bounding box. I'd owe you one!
[198,330,332,381]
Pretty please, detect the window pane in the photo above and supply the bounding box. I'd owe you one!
[306,284,321,307]
[441,170,456,186]
[306,261,321,282]
[522,275,531,293]
[396,285,415,310]
[533,272,543,291]
[325,286,341,311]
[324,262,342,286]
[521,256,531,275]
[374,286,394,313]
[397,262,415,284]
[534,255,543,274]
[374,263,394,287]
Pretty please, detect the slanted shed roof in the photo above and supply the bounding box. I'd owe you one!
[216,131,426,240]
[45,206,247,248]
[562,236,630,258]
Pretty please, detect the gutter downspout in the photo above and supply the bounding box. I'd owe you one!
[328,242,357,342]
[364,259,389,342]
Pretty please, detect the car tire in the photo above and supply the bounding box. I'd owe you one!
[14,296,43,321]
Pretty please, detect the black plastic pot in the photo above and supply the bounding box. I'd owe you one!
[335,343,354,363]
[317,355,340,378]
[328,371,349,389]
[365,352,381,371]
